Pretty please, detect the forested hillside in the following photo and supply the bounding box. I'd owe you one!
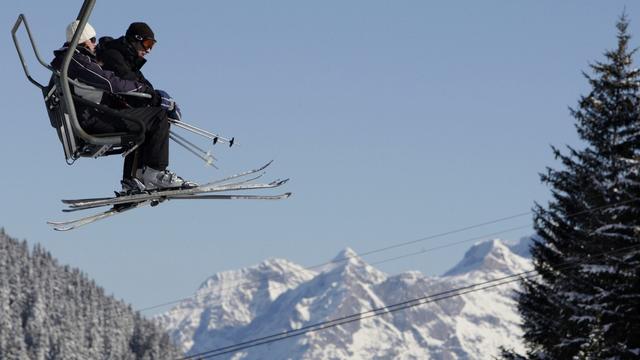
[0,228,180,359]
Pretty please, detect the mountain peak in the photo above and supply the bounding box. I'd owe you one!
[162,239,530,359]
[198,257,313,290]
[331,247,359,263]
[444,238,530,276]
[313,247,387,285]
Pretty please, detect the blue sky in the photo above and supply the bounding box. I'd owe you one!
[1,1,636,314]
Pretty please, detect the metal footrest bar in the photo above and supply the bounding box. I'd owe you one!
[92,144,112,158]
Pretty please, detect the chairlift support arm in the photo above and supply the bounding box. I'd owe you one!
[60,0,123,147]
[11,14,52,89]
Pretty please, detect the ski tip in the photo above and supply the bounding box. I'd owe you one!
[62,196,112,205]
[283,192,293,198]
[268,178,289,186]
[258,160,274,171]
[46,221,72,231]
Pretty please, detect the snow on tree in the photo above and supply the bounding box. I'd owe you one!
[0,230,182,359]
[510,15,640,359]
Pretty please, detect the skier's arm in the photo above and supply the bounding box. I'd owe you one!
[68,53,151,95]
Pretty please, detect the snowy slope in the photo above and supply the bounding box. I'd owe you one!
[157,238,533,359]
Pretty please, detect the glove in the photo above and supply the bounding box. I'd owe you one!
[155,89,175,111]
[169,103,182,121]
[155,89,182,121]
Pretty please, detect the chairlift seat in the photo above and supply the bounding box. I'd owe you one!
[42,74,146,163]
[12,11,146,165]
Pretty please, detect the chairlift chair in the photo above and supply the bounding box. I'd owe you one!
[11,0,145,165]
[12,0,233,170]
[10,0,292,232]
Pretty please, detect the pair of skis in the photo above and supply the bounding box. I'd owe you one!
[47,161,291,231]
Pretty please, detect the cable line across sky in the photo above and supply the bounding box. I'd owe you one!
[140,196,639,313]
[139,210,534,312]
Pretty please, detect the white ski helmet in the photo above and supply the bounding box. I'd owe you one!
[65,20,96,44]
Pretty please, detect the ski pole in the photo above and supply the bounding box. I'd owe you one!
[174,120,235,146]
[169,132,217,168]
[170,130,217,161]
[169,119,235,147]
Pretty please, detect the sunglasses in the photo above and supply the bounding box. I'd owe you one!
[90,37,97,44]
[134,34,156,51]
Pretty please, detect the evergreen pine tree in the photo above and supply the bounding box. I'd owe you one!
[514,15,640,359]
[0,230,182,359]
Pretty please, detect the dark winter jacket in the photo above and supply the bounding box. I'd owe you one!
[50,44,152,108]
[97,36,157,108]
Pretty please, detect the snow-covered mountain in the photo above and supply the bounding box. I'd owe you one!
[156,238,533,359]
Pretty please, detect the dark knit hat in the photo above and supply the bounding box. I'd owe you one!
[126,22,155,41]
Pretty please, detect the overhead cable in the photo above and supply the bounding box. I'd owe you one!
[141,196,639,313]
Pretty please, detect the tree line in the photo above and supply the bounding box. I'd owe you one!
[0,229,181,359]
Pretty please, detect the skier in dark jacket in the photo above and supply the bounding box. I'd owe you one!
[50,20,193,191]
[97,22,181,118]
[96,22,183,187]
[96,23,156,106]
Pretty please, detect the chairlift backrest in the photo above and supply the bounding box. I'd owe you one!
[43,76,79,162]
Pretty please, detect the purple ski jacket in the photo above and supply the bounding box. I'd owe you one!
[50,44,154,104]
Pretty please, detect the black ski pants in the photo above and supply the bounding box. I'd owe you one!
[80,106,169,179]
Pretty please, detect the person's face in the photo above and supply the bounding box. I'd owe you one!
[137,47,148,58]
[83,37,97,53]
[134,38,155,59]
